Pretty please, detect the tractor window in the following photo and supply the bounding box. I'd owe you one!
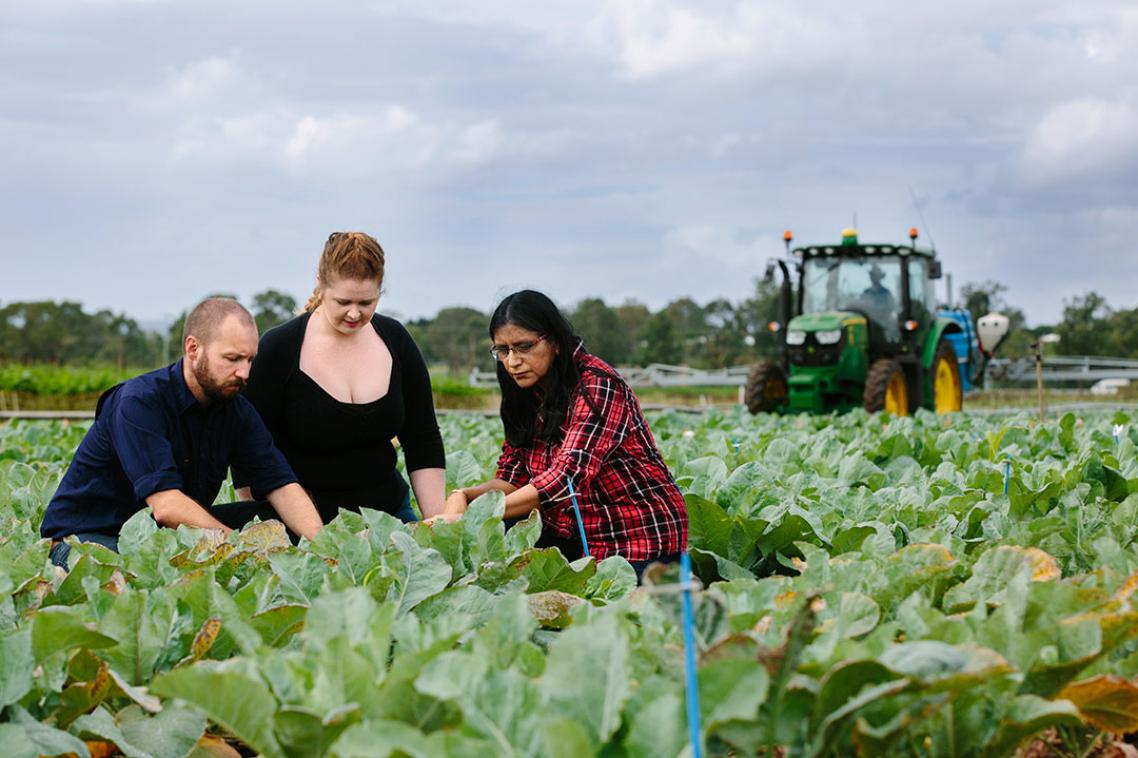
[801,257,902,339]
[907,259,935,323]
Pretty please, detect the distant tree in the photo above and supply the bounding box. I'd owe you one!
[615,300,652,362]
[638,312,682,365]
[423,306,489,375]
[737,277,782,361]
[571,298,629,365]
[697,298,749,367]
[252,289,299,334]
[1056,291,1112,356]
[0,301,160,366]
[1105,307,1138,358]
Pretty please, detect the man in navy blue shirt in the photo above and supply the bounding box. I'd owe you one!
[42,298,323,568]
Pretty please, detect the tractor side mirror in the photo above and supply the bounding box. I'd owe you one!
[977,312,1010,354]
[927,260,942,279]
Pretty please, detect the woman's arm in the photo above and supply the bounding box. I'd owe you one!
[264,482,323,540]
[390,319,447,477]
[430,478,532,523]
[409,467,446,518]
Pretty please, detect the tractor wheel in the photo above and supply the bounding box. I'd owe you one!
[932,339,963,414]
[744,362,788,415]
[864,358,909,416]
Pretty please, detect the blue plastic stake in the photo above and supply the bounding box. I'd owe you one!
[1004,459,1011,496]
[732,438,740,454]
[680,552,704,758]
[566,476,589,558]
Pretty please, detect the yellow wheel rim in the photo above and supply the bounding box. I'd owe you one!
[934,355,962,414]
[884,371,909,416]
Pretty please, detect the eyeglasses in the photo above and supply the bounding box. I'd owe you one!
[489,334,548,362]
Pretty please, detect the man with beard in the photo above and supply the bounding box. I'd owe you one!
[41,298,323,568]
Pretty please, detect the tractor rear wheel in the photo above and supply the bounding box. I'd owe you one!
[932,339,963,414]
[864,358,909,416]
[744,362,788,415]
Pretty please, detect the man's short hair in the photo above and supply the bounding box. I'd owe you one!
[182,298,255,349]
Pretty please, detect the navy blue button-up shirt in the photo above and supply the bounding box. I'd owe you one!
[41,360,298,539]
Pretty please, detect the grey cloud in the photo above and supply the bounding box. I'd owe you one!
[2,0,1137,330]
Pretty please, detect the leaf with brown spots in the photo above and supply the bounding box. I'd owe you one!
[1059,675,1138,732]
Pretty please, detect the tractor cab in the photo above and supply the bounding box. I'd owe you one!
[746,228,1007,416]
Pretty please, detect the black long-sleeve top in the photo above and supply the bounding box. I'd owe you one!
[233,312,445,522]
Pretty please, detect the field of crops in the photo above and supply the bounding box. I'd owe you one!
[2,409,1138,757]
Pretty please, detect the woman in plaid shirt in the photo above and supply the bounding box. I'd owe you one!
[435,290,688,576]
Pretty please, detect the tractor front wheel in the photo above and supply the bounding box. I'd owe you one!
[932,340,963,414]
[744,362,788,415]
[864,358,909,416]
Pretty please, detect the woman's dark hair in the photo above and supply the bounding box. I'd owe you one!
[490,290,600,447]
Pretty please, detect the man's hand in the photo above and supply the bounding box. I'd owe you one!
[146,490,232,532]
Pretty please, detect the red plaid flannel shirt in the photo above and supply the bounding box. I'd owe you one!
[496,348,688,561]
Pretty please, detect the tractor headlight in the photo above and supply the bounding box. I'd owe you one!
[814,329,842,345]
[785,330,807,346]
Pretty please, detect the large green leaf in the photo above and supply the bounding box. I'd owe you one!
[31,605,117,663]
[540,613,631,743]
[622,692,686,758]
[0,628,34,707]
[71,704,206,758]
[518,548,596,594]
[4,706,90,758]
[381,531,452,615]
[698,656,769,733]
[417,651,544,755]
[149,659,283,758]
[272,703,361,758]
[985,695,1084,756]
[96,588,182,685]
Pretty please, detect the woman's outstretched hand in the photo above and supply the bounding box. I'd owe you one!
[423,490,469,526]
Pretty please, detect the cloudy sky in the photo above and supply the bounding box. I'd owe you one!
[3,1,1137,328]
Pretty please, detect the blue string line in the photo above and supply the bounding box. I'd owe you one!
[566,476,589,558]
[680,552,703,758]
[1004,459,1011,496]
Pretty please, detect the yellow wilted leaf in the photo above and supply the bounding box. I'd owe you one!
[1114,572,1138,602]
[191,617,222,661]
[890,543,956,566]
[1022,547,1060,581]
[192,735,243,757]
[1059,676,1138,732]
[238,520,291,552]
[774,591,798,609]
[85,741,118,758]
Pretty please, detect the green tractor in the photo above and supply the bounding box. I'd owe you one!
[745,227,1008,416]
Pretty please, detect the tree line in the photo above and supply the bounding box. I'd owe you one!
[1,282,1135,374]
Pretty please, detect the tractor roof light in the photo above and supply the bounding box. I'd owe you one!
[909,227,919,242]
[815,329,842,345]
[783,230,793,242]
[767,321,781,333]
[903,320,919,332]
